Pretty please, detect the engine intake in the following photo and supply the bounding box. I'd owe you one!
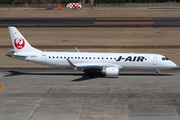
[102,67,119,76]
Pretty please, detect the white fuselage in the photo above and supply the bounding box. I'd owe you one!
[7,27,177,77]
[16,52,177,70]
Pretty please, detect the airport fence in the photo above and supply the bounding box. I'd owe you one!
[0,3,180,8]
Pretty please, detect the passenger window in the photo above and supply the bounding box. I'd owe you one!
[78,57,80,59]
[64,57,66,59]
[89,57,91,59]
[86,57,88,59]
[60,57,62,59]
[98,57,99,59]
[53,56,55,58]
[110,58,112,60]
[102,57,104,59]
[114,58,116,60]
[57,56,58,58]
[106,57,108,59]
[75,57,77,59]
[71,57,73,59]
[82,57,84,59]
[49,56,51,58]
[93,57,95,59]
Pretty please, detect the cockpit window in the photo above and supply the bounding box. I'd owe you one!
[165,57,169,60]
[162,57,169,61]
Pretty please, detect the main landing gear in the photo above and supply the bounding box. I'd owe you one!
[88,70,102,78]
[155,69,160,76]
[89,71,94,77]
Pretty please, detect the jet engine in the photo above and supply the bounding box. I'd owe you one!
[102,67,119,76]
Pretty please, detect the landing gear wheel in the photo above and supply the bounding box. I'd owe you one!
[155,72,159,76]
[155,69,160,76]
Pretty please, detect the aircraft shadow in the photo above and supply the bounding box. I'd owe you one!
[119,73,174,76]
[3,71,174,82]
[3,71,106,81]
[71,73,107,82]
[3,71,83,77]
[72,73,174,82]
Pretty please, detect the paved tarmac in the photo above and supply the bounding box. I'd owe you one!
[0,70,180,120]
[1,17,180,27]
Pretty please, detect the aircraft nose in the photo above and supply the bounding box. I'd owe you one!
[171,62,177,68]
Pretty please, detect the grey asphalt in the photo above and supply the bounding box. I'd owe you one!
[0,70,180,120]
[1,17,180,27]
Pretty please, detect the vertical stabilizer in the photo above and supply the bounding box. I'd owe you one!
[9,27,41,53]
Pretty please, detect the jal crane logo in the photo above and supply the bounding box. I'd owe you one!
[14,38,25,49]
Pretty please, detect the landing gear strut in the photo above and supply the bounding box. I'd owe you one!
[155,69,160,76]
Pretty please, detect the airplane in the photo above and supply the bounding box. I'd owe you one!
[6,27,177,77]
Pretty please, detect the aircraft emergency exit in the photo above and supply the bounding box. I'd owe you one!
[6,27,177,77]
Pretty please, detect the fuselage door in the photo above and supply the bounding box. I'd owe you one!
[42,55,46,63]
[153,57,157,65]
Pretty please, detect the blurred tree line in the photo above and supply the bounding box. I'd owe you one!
[0,0,179,4]
[95,0,180,3]
[95,0,180,2]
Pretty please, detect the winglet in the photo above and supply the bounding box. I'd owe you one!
[67,59,77,68]
[75,47,80,52]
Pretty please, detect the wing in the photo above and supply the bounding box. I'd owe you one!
[67,59,122,70]
[75,47,80,52]
[67,59,102,70]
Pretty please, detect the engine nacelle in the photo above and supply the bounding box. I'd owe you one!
[102,67,119,76]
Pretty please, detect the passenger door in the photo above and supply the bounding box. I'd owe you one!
[153,57,157,65]
[42,55,46,63]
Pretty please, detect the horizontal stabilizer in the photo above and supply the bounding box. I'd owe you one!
[5,53,28,58]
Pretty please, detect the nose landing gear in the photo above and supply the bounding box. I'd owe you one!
[155,69,160,76]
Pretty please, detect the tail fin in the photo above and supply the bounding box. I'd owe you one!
[9,26,41,53]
